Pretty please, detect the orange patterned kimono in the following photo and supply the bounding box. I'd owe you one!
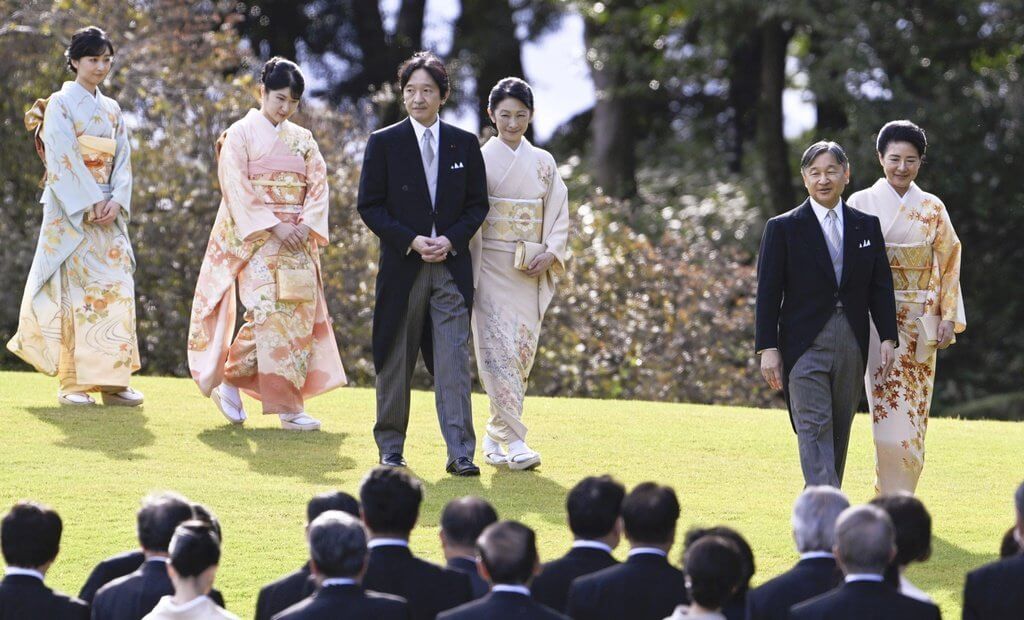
[849,179,965,494]
[188,109,345,414]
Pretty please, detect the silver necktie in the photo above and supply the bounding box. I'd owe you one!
[422,129,435,168]
[825,209,843,285]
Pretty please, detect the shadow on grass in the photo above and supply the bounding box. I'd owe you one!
[197,426,356,484]
[913,535,997,600]
[417,465,569,526]
[25,406,154,461]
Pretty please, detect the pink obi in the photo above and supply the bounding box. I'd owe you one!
[248,151,306,214]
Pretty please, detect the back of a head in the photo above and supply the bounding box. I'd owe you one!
[683,526,755,595]
[792,486,850,554]
[621,482,680,545]
[999,526,1021,559]
[834,505,895,575]
[566,475,625,540]
[137,492,194,553]
[307,491,360,523]
[1015,480,1024,521]
[191,503,222,543]
[441,496,498,547]
[308,510,368,579]
[869,493,932,566]
[1,501,62,569]
[477,521,538,585]
[684,536,743,611]
[359,467,423,536]
[169,520,221,578]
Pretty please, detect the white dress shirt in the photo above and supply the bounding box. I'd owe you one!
[809,197,844,248]
[628,547,668,558]
[4,567,44,580]
[368,538,410,549]
[408,115,441,244]
[492,584,531,596]
[322,577,358,587]
[572,540,614,554]
[844,573,885,583]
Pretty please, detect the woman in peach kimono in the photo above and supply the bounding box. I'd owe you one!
[7,27,143,407]
[188,58,345,430]
[849,120,965,494]
[470,78,569,470]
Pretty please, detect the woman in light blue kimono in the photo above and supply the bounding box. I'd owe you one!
[7,27,142,407]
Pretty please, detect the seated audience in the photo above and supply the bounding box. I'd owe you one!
[359,467,472,620]
[566,482,687,620]
[745,486,848,620]
[963,480,1024,619]
[255,491,360,620]
[533,475,624,613]
[999,526,1020,559]
[142,521,236,619]
[870,493,934,603]
[273,511,408,620]
[790,505,940,620]
[438,521,567,619]
[0,501,88,619]
[665,535,743,620]
[439,496,498,599]
[681,526,753,620]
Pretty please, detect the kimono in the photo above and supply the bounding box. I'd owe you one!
[470,137,569,444]
[187,109,345,414]
[6,81,140,391]
[849,179,966,494]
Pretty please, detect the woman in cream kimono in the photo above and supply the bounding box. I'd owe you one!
[471,78,569,470]
[188,58,345,431]
[7,27,143,407]
[849,120,965,494]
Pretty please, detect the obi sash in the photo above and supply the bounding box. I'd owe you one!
[248,151,306,213]
[79,134,116,185]
[482,197,543,243]
[887,242,932,302]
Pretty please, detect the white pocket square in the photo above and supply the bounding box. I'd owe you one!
[450,162,464,170]
[859,239,871,248]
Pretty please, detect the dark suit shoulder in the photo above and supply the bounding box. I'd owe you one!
[968,553,1024,581]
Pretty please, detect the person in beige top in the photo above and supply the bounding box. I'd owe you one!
[143,520,237,620]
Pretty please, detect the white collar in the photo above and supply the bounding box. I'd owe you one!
[409,115,440,144]
[799,551,836,561]
[321,577,358,587]
[628,547,668,558]
[157,595,210,612]
[884,180,910,204]
[250,108,285,133]
[4,567,44,581]
[67,80,101,100]
[146,556,170,563]
[809,197,844,226]
[845,573,885,583]
[492,584,530,596]
[368,538,409,549]
[572,540,613,554]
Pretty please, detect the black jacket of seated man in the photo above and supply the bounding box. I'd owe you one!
[80,550,226,610]
[90,558,225,620]
[361,544,473,620]
[439,589,568,620]
[532,544,618,613]
[962,553,1024,620]
[256,562,317,620]
[745,555,843,620]
[790,579,940,620]
[0,572,88,620]
[565,551,688,620]
[271,582,410,620]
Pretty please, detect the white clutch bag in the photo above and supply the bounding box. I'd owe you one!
[914,315,954,363]
[514,241,546,271]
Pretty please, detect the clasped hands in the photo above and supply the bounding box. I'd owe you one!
[760,339,897,392]
[411,235,453,263]
[271,221,311,253]
[89,199,122,226]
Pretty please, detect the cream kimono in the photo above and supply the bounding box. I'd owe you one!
[470,137,569,444]
[7,81,139,391]
[188,109,345,414]
[849,179,966,494]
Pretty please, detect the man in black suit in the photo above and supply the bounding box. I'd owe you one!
[439,520,567,620]
[0,501,88,619]
[533,475,624,612]
[358,51,489,477]
[440,496,498,599]
[273,510,409,620]
[359,466,473,619]
[791,505,940,619]
[963,479,1024,619]
[746,486,849,620]
[256,491,361,620]
[91,493,195,620]
[565,482,687,620]
[756,140,898,488]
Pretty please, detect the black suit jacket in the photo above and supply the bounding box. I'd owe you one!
[754,200,897,427]
[962,553,1024,620]
[565,553,687,620]
[438,591,568,620]
[79,550,145,604]
[745,556,842,620]
[0,574,89,620]
[791,580,941,620]
[357,117,489,374]
[446,557,488,600]
[532,546,619,613]
[272,583,409,620]
[361,545,473,620]
[90,559,225,620]
[256,563,317,620]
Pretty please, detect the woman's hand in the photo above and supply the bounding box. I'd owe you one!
[937,320,955,348]
[524,252,556,277]
[92,200,121,226]
[272,222,300,252]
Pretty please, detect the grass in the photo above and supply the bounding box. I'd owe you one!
[0,370,1019,618]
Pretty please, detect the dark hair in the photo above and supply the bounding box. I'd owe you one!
[683,526,755,596]
[359,467,423,536]
[308,511,367,578]
[869,494,932,566]
[876,120,927,158]
[1015,480,1024,518]
[566,475,625,540]
[488,77,534,112]
[169,520,221,578]
[191,503,222,543]
[307,491,360,523]
[999,526,1021,559]
[477,521,538,585]
[66,26,115,74]
[1,501,62,568]
[398,51,451,99]
[621,482,680,545]
[137,493,194,553]
[441,497,498,547]
[800,140,849,171]
[261,56,305,99]
[684,536,742,610]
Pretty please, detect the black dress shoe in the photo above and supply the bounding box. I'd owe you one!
[380,453,407,467]
[446,457,481,477]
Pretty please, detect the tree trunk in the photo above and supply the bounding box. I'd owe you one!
[756,17,795,215]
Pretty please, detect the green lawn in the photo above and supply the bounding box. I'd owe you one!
[0,370,1019,618]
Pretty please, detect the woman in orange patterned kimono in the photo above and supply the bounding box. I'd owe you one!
[188,58,345,430]
[849,120,965,494]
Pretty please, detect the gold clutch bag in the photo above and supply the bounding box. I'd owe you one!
[514,241,546,271]
[276,252,316,302]
[914,315,954,363]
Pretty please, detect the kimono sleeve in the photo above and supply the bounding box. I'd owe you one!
[108,100,133,215]
[932,201,966,331]
[542,151,570,275]
[40,95,105,216]
[300,131,330,245]
[217,125,280,240]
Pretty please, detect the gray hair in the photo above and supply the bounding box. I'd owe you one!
[308,510,367,578]
[800,140,849,171]
[834,505,894,575]
[792,486,851,553]
[1016,480,1024,517]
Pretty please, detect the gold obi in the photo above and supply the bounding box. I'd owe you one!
[78,135,116,185]
[887,242,932,291]
[250,171,307,213]
[482,197,543,243]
